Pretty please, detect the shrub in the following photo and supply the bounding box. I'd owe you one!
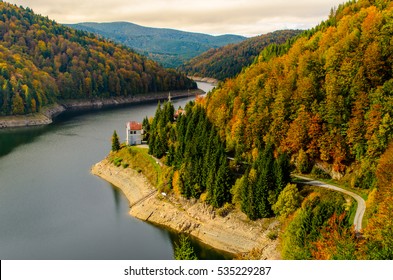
[112,157,123,167]
[267,231,278,240]
[217,203,234,217]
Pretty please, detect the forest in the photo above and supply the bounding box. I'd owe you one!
[146,0,393,259]
[205,0,393,190]
[68,22,246,69]
[179,30,302,81]
[0,1,196,116]
[147,100,292,217]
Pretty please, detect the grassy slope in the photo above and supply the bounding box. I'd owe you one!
[108,146,161,186]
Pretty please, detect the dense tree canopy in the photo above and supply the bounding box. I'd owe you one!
[204,0,393,188]
[362,141,393,259]
[145,0,393,260]
[179,30,302,81]
[281,190,351,259]
[148,101,234,207]
[0,1,196,116]
[147,100,291,216]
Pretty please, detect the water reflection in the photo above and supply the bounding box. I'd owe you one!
[111,184,122,217]
[0,126,49,158]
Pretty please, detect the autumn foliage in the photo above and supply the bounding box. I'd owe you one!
[362,141,393,259]
[311,212,358,260]
[0,2,195,116]
[204,0,393,187]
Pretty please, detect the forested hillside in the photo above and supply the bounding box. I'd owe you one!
[202,0,393,258]
[0,1,196,116]
[205,0,393,189]
[147,100,292,217]
[68,22,246,68]
[179,30,302,81]
[146,0,393,259]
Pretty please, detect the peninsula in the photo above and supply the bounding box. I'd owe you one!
[91,153,280,259]
[91,144,280,259]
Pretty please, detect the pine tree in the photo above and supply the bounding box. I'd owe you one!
[255,167,273,218]
[111,130,120,152]
[163,101,175,124]
[211,156,231,208]
[142,116,150,142]
[254,145,275,218]
[273,152,291,203]
[174,235,198,260]
[241,170,257,220]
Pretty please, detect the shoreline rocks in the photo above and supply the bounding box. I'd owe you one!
[188,76,219,85]
[0,89,203,129]
[91,158,280,259]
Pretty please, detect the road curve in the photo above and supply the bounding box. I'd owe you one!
[294,175,366,232]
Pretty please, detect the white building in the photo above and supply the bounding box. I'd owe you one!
[126,121,143,145]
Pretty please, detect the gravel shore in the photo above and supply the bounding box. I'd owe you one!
[91,158,280,259]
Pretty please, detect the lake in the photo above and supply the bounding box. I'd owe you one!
[0,82,227,260]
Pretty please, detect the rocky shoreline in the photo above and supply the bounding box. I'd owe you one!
[188,76,219,85]
[0,89,203,129]
[91,158,280,259]
[0,104,66,129]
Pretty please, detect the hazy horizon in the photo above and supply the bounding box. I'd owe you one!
[6,0,344,37]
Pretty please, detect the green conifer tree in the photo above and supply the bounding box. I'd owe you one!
[142,116,150,141]
[272,152,291,204]
[174,235,198,260]
[241,171,258,220]
[212,156,231,208]
[111,130,120,152]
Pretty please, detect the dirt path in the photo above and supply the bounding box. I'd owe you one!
[294,175,366,232]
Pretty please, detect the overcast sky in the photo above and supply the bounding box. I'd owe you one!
[7,0,344,37]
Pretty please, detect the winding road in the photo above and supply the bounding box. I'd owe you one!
[294,175,366,232]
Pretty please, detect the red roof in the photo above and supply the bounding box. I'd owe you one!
[128,121,142,130]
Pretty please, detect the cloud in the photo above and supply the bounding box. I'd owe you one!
[7,0,344,36]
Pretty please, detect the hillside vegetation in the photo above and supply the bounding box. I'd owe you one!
[146,0,393,259]
[179,30,302,81]
[68,22,246,68]
[205,0,393,189]
[0,1,195,116]
[202,0,393,259]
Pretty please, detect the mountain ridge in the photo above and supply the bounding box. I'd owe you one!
[67,21,246,68]
[179,29,303,81]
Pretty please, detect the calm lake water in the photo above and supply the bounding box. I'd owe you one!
[0,82,227,260]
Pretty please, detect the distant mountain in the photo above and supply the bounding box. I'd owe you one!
[179,30,302,81]
[67,22,246,68]
[0,2,195,116]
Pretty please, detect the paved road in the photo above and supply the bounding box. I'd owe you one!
[294,175,366,232]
